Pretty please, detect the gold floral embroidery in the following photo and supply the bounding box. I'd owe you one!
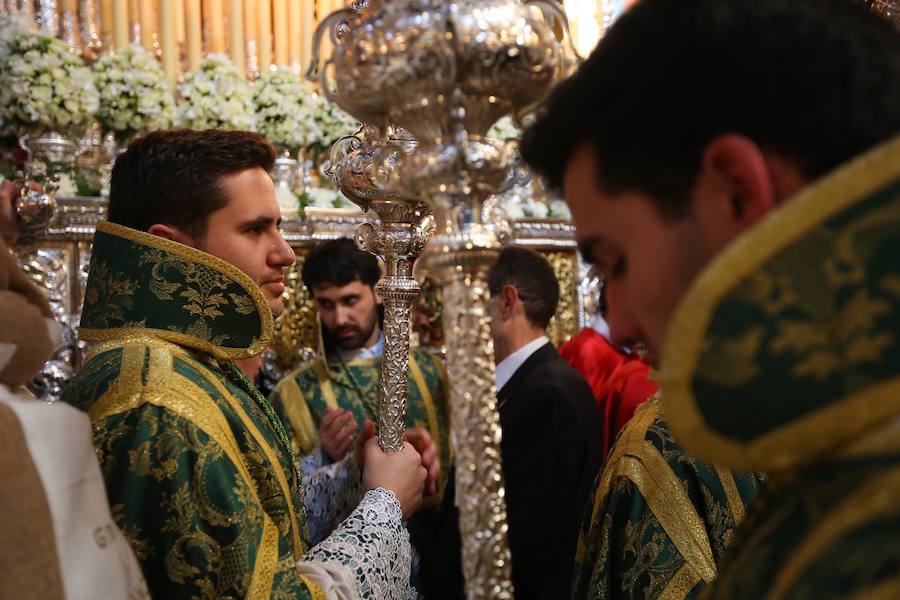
[84,259,141,327]
[229,293,255,315]
[769,287,893,382]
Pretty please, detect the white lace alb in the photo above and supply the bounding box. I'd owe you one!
[300,487,415,600]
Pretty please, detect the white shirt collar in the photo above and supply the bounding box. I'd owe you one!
[337,330,385,362]
[494,335,550,392]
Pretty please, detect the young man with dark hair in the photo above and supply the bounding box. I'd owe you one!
[269,237,450,570]
[432,246,603,599]
[63,130,430,599]
[521,0,900,597]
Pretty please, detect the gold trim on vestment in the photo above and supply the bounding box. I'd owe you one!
[81,221,274,360]
[713,465,746,525]
[619,451,717,582]
[276,376,320,455]
[247,515,279,600]
[409,354,441,460]
[658,563,702,600]
[662,134,900,472]
[86,343,280,595]
[587,400,717,583]
[298,575,328,600]
[190,358,306,558]
[312,360,340,410]
[587,400,662,527]
[768,464,900,600]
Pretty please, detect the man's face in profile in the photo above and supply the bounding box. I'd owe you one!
[194,168,296,317]
[563,144,713,360]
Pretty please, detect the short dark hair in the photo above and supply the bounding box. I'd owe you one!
[521,0,900,218]
[108,129,276,237]
[302,238,381,291]
[488,247,559,329]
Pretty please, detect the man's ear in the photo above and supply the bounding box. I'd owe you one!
[148,223,196,246]
[693,134,777,251]
[500,284,519,320]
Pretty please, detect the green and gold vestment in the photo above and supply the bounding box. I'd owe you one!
[270,350,451,503]
[572,398,761,600]
[63,221,322,600]
[661,135,900,599]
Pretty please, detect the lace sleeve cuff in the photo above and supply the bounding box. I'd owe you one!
[302,452,365,544]
[301,488,415,600]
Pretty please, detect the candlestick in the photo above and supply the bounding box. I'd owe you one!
[243,0,258,77]
[100,0,114,51]
[112,0,127,49]
[174,0,185,42]
[138,0,154,51]
[287,0,300,71]
[257,0,271,72]
[186,0,201,68]
[273,0,287,66]
[208,0,225,53]
[229,0,243,70]
[301,0,313,73]
[160,0,178,84]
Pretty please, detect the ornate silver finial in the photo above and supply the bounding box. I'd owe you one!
[310,1,578,595]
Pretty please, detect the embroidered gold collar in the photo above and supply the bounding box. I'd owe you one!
[662,134,900,472]
[79,221,273,361]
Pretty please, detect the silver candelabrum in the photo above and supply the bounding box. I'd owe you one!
[326,124,434,452]
[311,1,577,596]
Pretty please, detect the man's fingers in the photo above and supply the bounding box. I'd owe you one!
[335,435,354,457]
[320,408,343,429]
[426,457,440,495]
[420,440,438,468]
[323,411,356,436]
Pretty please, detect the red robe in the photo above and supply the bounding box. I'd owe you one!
[559,328,658,460]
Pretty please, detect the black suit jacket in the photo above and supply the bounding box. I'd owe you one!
[427,342,603,599]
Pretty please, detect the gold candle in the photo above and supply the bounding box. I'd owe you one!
[139,0,155,50]
[301,0,314,73]
[287,0,301,70]
[112,0,128,49]
[100,0,114,50]
[174,0,186,42]
[186,0,201,68]
[273,0,287,66]
[257,0,271,72]
[206,0,225,53]
[229,0,244,70]
[160,0,178,84]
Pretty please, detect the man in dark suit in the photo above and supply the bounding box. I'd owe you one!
[428,247,604,599]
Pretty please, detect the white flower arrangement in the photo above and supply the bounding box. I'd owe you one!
[0,25,98,135]
[176,53,255,131]
[302,186,359,211]
[94,45,175,141]
[496,182,572,221]
[253,68,318,151]
[0,12,34,59]
[302,90,360,157]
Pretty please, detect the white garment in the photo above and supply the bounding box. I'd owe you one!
[0,388,150,600]
[494,335,550,392]
[337,330,385,361]
[300,487,414,600]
